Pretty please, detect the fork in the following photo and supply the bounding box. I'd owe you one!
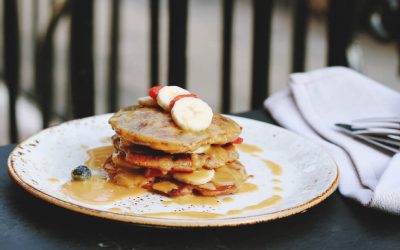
[353,117,400,123]
[335,117,400,154]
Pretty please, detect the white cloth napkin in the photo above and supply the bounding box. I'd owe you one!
[264,66,400,214]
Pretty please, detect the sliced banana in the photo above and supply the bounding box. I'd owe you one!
[197,182,216,190]
[152,181,179,194]
[156,86,190,111]
[171,97,213,131]
[211,164,246,186]
[173,169,215,185]
[138,96,157,107]
[189,145,210,154]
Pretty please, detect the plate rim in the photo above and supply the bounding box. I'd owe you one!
[7,114,339,228]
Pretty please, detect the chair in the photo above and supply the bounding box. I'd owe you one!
[2,0,357,143]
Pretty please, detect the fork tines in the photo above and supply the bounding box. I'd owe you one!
[335,117,400,154]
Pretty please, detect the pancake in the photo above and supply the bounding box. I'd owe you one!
[103,158,247,197]
[109,105,241,153]
[112,135,239,173]
[104,103,247,197]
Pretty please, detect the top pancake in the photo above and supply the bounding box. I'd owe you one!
[109,105,241,153]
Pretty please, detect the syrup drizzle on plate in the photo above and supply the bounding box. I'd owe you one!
[60,144,284,218]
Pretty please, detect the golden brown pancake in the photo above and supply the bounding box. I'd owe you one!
[112,135,239,173]
[103,158,247,197]
[109,105,241,154]
[104,104,246,197]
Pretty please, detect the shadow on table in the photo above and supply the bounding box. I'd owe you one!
[4,178,400,250]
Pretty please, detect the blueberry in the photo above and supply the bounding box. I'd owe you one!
[71,165,92,181]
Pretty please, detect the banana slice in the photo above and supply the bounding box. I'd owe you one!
[138,96,157,107]
[173,169,215,185]
[171,97,213,131]
[156,86,190,111]
[189,145,210,154]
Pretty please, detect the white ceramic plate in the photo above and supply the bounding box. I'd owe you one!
[8,114,338,227]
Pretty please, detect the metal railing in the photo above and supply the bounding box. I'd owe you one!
[1,0,363,143]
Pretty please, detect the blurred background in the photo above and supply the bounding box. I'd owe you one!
[0,0,399,144]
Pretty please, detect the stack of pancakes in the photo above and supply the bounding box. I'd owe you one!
[103,105,247,197]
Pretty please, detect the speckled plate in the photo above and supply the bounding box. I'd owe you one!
[7,114,338,228]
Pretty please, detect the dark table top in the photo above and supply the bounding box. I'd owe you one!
[1,110,400,250]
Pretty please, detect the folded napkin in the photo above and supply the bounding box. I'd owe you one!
[264,66,400,214]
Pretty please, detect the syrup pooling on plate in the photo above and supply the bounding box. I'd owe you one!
[262,160,283,176]
[272,179,281,183]
[226,195,282,215]
[236,143,283,177]
[222,197,234,202]
[236,143,285,193]
[61,145,284,218]
[162,195,220,206]
[63,146,257,206]
[235,143,263,154]
[237,182,259,193]
[62,146,147,205]
[85,145,114,169]
[108,207,122,213]
[48,178,59,183]
[61,176,146,205]
[139,194,282,218]
[135,211,222,219]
